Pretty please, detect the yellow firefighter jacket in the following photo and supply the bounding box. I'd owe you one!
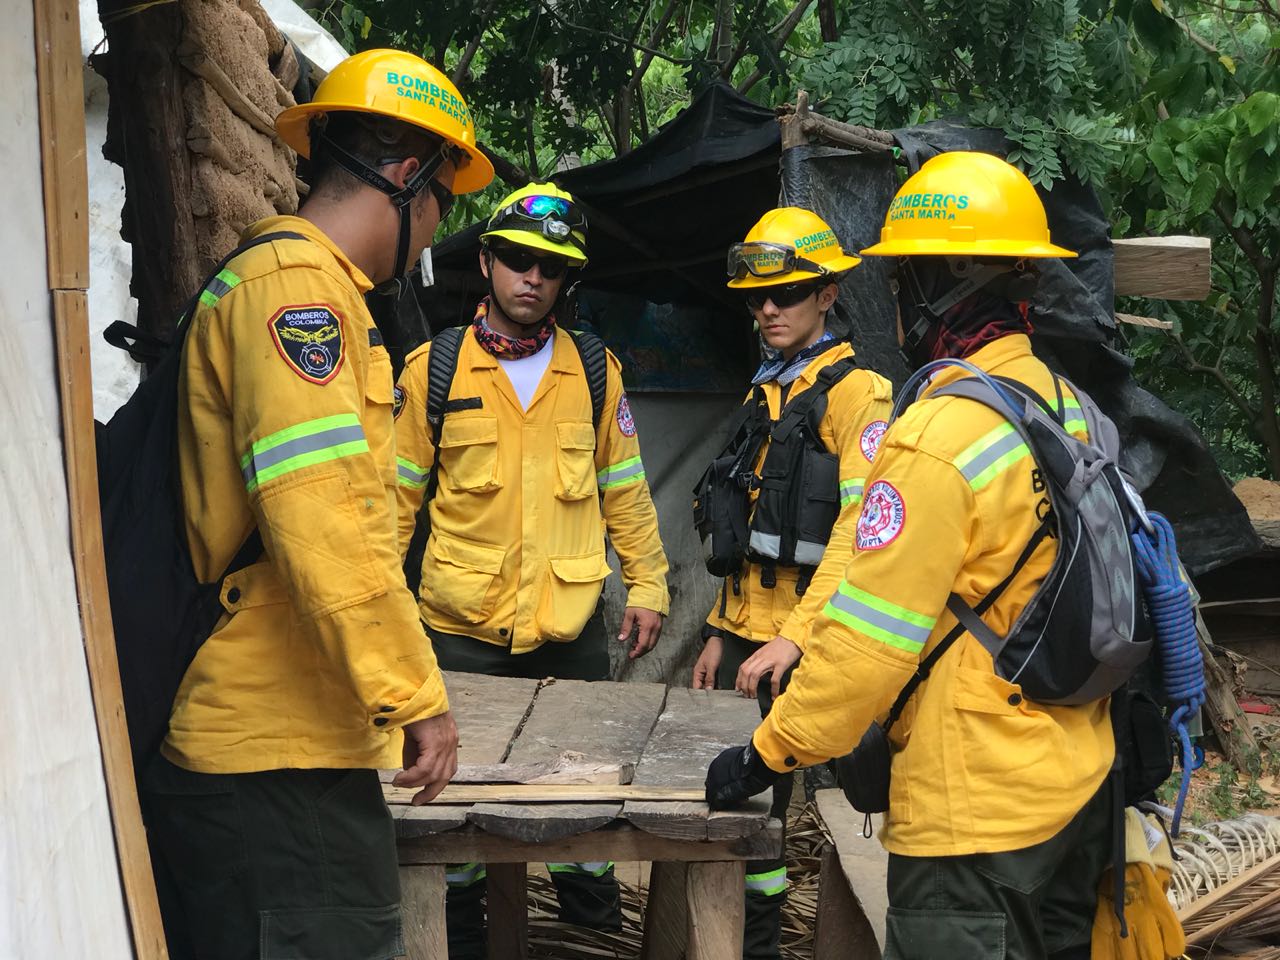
[394,325,670,652]
[754,334,1115,857]
[705,342,893,647]
[167,215,449,774]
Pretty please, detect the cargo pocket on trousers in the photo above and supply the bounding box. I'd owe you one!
[884,907,1005,960]
[141,759,248,887]
[554,420,598,500]
[260,903,404,960]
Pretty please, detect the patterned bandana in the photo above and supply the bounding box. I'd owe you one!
[752,330,839,386]
[471,297,556,360]
[926,294,1032,361]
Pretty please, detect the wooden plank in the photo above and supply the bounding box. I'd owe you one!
[400,864,448,960]
[1115,312,1173,330]
[442,672,540,766]
[51,290,169,960]
[397,822,783,866]
[625,687,765,839]
[1178,851,1280,924]
[486,863,529,960]
[1113,236,1211,301]
[504,678,669,767]
[641,862,689,960]
[385,783,706,805]
[1187,886,1280,946]
[392,804,471,839]
[814,789,888,952]
[687,860,745,960]
[466,803,622,843]
[813,845,882,960]
[706,795,772,841]
[33,0,88,289]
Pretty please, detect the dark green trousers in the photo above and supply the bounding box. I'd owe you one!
[716,631,797,960]
[427,611,622,959]
[141,754,402,960]
[884,781,1113,960]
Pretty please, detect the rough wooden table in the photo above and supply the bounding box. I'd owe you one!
[387,673,779,960]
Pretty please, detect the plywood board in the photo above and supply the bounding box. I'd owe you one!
[504,678,668,768]
[443,671,540,766]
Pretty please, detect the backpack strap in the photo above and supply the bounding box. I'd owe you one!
[568,328,609,430]
[770,356,858,445]
[426,325,467,447]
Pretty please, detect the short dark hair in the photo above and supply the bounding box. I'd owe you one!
[305,112,443,198]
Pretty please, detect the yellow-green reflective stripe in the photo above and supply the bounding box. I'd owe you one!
[240,414,367,493]
[446,862,486,887]
[745,867,787,896]
[967,442,1031,492]
[955,422,1029,492]
[1063,418,1087,437]
[197,268,242,308]
[823,581,935,653]
[598,455,645,489]
[840,477,865,509]
[397,456,428,488]
[547,861,613,877]
[954,422,1013,472]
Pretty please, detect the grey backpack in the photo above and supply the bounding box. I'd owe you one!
[924,359,1153,704]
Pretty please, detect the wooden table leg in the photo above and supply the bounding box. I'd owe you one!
[486,862,529,959]
[814,845,881,960]
[641,861,688,960]
[687,861,744,960]
[399,864,447,960]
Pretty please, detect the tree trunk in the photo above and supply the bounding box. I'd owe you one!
[713,0,734,67]
[1254,269,1280,479]
[817,0,838,41]
[98,0,200,342]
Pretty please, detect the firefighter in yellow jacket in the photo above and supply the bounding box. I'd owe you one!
[706,153,1117,960]
[690,207,892,960]
[140,50,493,960]
[394,182,670,955]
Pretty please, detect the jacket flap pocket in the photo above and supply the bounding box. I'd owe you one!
[953,664,1024,716]
[433,535,506,575]
[439,416,498,448]
[549,553,613,584]
[555,420,597,450]
[221,561,288,612]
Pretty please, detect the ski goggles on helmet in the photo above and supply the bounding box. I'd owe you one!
[489,242,571,280]
[743,280,824,311]
[727,241,829,280]
[490,195,587,243]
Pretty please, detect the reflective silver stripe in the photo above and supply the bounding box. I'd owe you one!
[826,587,934,650]
[957,428,1028,488]
[240,423,366,487]
[745,867,787,895]
[840,478,865,508]
[597,456,645,489]
[794,539,825,565]
[445,862,486,887]
[749,530,781,559]
[397,457,428,488]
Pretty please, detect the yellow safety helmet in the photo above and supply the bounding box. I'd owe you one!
[275,48,494,194]
[861,151,1076,259]
[726,207,861,289]
[481,182,588,266]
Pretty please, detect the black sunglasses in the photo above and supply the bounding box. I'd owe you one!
[428,178,455,221]
[743,281,822,311]
[490,244,570,280]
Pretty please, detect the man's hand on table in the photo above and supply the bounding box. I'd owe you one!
[394,710,459,805]
[705,742,781,810]
[618,606,663,659]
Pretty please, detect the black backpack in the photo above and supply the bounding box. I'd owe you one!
[402,324,609,592]
[97,231,305,765]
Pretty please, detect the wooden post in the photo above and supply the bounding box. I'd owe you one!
[641,861,689,960]
[1197,610,1260,770]
[780,89,811,151]
[813,845,881,960]
[486,863,529,959]
[399,864,448,960]
[687,861,744,960]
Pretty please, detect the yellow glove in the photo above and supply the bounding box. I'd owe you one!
[1091,810,1187,960]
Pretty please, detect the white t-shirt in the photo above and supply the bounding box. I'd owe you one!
[497,330,555,410]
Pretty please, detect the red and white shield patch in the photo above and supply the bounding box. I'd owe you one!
[616,394,637,437]
[856,480,906,550]
[860,419,888,462]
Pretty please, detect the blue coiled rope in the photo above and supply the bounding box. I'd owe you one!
[1131,511,1205,837]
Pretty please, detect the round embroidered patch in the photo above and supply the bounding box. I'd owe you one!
[860,419,889,462]
[856,480,906,550]
[617,394,637,437]
[393,385,406,420]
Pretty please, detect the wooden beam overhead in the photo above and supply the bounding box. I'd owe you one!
[1113,236,1212,301]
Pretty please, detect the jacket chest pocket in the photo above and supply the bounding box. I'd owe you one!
[364,344,396,486]
[555,420,597,501]
[439,416,501,493]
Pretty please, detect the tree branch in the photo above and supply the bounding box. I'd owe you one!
[737,0,818,94]
[625,0,683,95]
[451,0,501,85]
[1167,329,1257,427]
[1213,200,1267,268]
[478,143,531,187]
[536,1,697,65]
[718,0,769,79]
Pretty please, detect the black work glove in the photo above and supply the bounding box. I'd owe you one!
[705,743,781,810]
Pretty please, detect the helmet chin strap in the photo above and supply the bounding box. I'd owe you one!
[317,133,446,283]
[896,256,1021,365]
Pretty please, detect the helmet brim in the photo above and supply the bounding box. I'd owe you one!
[725,253,861,289]
[481,228,588,266]
[859,238,1077,259]
[275,102,496,194]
